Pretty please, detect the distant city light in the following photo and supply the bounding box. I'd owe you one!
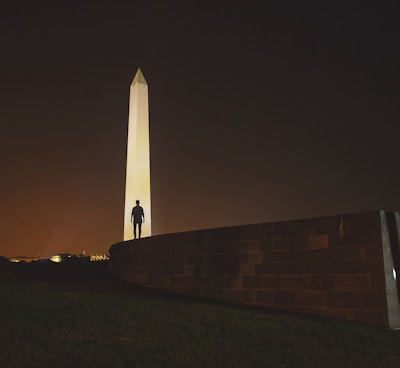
[47,253,109,262]
[7,253,109,263]
[8,256,35,263]
[90,254,110,262]
[50,254,66,263]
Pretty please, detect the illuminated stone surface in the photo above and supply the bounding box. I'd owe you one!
[111,210,400,329]
[123,68,152,240]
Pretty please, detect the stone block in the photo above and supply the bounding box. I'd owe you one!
[193,264,214,275]
[334,275,372,292]
[352,231,381,246]
[255,290,274,304]
[240,263,255,275]
[217,253,249,266]
[175,275,195,288]
[360,293,387,309]
[357,260,385,274]
[295,291,327,307]
[324,260,362,274]
[255,263,288,275]
[259,239,273,251]
[237,289,255,304]
[126,275,148,285]
[287,262,305,274]
[216,275,237,289]
[248,252,263,264]
[128,266,145,274]
[327,292,361,308]
[243,275,261,289]
[311,275,335,291]
[214,264,241,275]
[227,275,241,288]
[260,275,280,289]
[346,222,367,233]
[161,266,185,274]
[324,247,345,261]
[289,236,309,249]
[316,223,334,233]
[159,255,186,266]
[280,275,310,290]
[305,261,329,275]
[353,310,388,327]
[272,238,290,250]
[309,234,329,249]
[241,240,260,252]
[274,290,295,305]
[328,234,346,247]
[267,250,296,262]
[154,275,172,287]
[186,275,199,288]
[269,230,285,239]
[371,274,386,292]
[187,255,202,265]
[344,245,383,261]
[304,249,323,262]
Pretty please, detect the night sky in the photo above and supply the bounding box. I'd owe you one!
[1,1,399,259]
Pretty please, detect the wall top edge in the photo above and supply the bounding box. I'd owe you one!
[111,209,392,250]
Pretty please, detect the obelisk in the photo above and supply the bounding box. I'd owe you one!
[123,68,152,240]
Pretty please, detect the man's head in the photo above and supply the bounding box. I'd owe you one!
[136,200,140,205]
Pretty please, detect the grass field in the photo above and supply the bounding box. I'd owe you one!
[1,262,400,368]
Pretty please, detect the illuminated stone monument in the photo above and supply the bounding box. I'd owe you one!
[123,68,152,240]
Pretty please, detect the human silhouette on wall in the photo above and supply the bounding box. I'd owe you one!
[131,200,145,239]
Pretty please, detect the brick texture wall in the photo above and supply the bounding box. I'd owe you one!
[110,210,400,328]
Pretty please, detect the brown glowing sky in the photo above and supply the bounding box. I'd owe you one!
[1,2,400,258]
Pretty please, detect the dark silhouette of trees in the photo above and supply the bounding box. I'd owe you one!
[0,256,10,265]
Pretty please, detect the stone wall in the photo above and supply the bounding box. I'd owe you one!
[109,210,400,329]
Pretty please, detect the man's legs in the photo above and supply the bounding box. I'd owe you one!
[133,222,142,239]
[138,222,142,238]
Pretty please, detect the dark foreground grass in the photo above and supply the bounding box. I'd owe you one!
[1,264,400,368]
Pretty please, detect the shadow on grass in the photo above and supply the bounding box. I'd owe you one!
[1,262,400,368]
[0,261,392,327]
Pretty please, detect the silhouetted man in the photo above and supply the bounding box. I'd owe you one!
[131,200,144,239]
